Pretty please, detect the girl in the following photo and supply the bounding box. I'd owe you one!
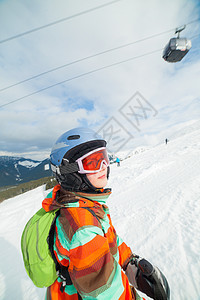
[43,127,169,300]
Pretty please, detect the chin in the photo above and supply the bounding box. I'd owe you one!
[96,178,107,188]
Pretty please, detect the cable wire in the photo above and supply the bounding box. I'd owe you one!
[0,0,122,44]
[0,18,199,93]
[190,33,200,39]
[0,25,198,108]
[185,18,200,26]
[0,31,198,108]
[0,48,162,109]
[0,28,178,93]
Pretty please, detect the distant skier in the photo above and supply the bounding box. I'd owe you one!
[116,157,120,166]
[165,138,168,145]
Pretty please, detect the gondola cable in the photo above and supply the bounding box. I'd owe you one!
[0,32,198,108]
[0,0,122,44]
[0,18,199,93]
[0,28,174,93]
[0,48,163,109]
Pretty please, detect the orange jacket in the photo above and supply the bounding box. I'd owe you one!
[43,185,143,300]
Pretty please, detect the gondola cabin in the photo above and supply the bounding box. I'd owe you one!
[162,38,192,62]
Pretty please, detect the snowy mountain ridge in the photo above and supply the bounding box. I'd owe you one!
[17,160,41,168]
[0,156,51,187]
[0,155,42,167]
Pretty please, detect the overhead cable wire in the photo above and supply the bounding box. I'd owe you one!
[0,0,122,44]
[0,18,199,93]
[0,32,198,108]
[185,18,200,26]
[190,33,200,39]
[0,28,180,93]
[1,13,199,46]
[0,48,162,109]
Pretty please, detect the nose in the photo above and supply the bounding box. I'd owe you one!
[101,162,107,170]
[99,161,107,171]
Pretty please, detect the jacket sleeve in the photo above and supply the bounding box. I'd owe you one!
[117,235,133,271]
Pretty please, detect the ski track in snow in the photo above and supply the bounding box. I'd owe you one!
[0,121,200,300]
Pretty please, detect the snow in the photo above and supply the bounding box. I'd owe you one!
[18,160,41,168]
[0,120,200,300]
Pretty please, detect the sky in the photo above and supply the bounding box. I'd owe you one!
[0,0,200,160]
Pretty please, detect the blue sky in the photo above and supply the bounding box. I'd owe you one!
[0,0,200,160]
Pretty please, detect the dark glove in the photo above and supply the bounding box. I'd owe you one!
[125,255,170,300]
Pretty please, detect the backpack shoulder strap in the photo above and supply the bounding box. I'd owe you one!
[47,210,61,274]
[81,206,105,234]
[47,210,77,293]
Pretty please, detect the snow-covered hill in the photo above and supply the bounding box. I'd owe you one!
[0,120,200,300]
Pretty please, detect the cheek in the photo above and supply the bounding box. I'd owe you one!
[86,173,98,182]
[86,171,107,188]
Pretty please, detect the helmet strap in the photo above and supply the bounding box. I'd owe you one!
[81,174,99,191]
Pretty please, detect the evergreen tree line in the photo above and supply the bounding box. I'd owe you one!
[0,176,57,203]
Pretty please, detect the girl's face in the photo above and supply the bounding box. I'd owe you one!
[86,163,108,188]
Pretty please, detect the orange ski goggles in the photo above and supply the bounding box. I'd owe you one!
[76,147,109,174]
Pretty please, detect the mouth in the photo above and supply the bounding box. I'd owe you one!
[98,174,106,179]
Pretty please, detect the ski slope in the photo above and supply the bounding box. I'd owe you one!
[0,120,200,300]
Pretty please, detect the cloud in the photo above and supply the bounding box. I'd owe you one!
[0,0,199,159]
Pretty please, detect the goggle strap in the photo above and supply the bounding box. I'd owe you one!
[59,160,79,174]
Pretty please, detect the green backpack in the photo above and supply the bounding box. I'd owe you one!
[21,205,100,290]
[21,207,59,288]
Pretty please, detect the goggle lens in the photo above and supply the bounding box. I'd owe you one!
[77,148,109,173]
[82,149,109,171]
